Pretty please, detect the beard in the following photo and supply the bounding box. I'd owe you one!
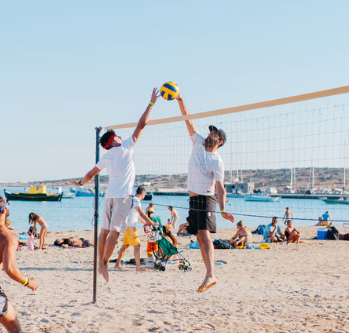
[205,136,218,148]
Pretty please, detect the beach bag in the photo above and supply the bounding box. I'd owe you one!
[213,239,231,249]
[252,225,266,235]
[326,226,339,240]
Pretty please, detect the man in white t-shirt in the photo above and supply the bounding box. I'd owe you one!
[70,88,161,282]
[115,186,157,271]
[176,93,235,293]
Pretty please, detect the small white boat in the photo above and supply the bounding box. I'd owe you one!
[244,193,280,202]
[320,195,349,205]
[226,193,244,198]
[62,192,76,199]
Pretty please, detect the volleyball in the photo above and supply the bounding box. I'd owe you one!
[160,81,179,101]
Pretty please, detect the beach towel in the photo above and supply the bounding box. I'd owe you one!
[252,225,266,235]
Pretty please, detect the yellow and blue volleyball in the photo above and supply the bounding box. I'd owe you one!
[160,81,179,101]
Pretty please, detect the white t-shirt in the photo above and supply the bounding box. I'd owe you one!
[187,132,224,196]
[128,196,141,227]
[95,136,135,198]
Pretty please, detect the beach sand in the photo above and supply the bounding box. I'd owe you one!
[2,226,349,333]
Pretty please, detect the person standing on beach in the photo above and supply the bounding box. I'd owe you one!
[283,207,293,225]
[168,206,179,229]
[69,88,161,282]
[115,186,158,271]
[0,197,39,332]
[175,93,235,293]
[28,213,48,250]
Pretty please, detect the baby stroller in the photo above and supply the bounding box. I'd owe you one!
[153,232,192,272]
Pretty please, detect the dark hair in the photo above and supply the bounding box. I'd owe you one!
[168,206,173,210]
[29,212,40,223]
[100,130,115,150]
[136,186,146,195]
[186,216,190,222]
[162,226,178,247]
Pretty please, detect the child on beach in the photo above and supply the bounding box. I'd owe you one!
[115,187,158,271]
[28,212,48,250]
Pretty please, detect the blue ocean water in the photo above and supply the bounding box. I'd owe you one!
[1,187,348,232]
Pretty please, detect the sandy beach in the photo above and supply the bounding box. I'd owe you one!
[1,226,349,333]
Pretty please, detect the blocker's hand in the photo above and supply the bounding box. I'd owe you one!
[69,179,80,186]
[221,212,235,223]
[150,88,161,104]
[175,93,182,100]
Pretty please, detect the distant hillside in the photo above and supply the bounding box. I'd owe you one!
[1,168,347,191]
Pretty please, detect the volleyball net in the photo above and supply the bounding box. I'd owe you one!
[104,86,349,226]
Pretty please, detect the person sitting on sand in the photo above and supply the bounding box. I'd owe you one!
[54,237,94,248]
[28,212,48,250]
[316,211,332,226]
[177,217,190,236]
[229,220,253,248]
[263,217,286,243]
[115,186,158,271]
[284,220,301,243]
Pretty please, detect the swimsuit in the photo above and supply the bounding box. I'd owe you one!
[0,287,8,317]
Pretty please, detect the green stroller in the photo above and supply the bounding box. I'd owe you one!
[153,234,192,272]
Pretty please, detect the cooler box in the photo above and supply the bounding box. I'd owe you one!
[317,229,328,240]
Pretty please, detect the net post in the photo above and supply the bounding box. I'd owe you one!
[93,126,102,304]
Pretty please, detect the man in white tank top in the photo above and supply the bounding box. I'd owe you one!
[70,88,161,282]
[176,93,235,293]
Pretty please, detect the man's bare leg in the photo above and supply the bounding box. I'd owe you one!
[100,230,120,282]
[98,229,109,274]
[196,230,217,293]
[134,245,145,271]
[115,244,129,269]
[0,301,22,333]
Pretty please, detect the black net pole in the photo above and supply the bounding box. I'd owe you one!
[93,127,102,304]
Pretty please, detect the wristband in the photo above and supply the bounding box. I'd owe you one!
[78,180,83,186]
[220,209,226,213]
[149,102,154,106]
[23,277,29,286]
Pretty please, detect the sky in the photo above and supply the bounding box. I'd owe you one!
[1,0,349,183]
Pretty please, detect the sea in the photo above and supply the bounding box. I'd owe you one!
[1,187,348,233]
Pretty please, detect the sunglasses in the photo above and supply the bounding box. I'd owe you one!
[0,201,9,213]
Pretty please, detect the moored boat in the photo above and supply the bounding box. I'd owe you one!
[4,186,63,202]
[244,193,280,202]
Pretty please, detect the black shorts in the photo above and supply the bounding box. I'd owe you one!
[188,195,217,235]
[0,287,8,317]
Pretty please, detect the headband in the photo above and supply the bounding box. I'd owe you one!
[103,133,116,149]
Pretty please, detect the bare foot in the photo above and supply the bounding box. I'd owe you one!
[114,265,126,270]
[136,267,146,272]
[99,265,109,282]
[197,275,218,293]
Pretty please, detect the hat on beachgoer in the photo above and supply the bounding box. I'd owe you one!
[208,125,226,146]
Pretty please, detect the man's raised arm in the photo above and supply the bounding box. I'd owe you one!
[176,93,197,137]
[132,88,161,144]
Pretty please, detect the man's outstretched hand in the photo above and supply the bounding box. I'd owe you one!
[150,88,161,104]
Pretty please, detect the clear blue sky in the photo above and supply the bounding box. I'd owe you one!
[1,0,349,183]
